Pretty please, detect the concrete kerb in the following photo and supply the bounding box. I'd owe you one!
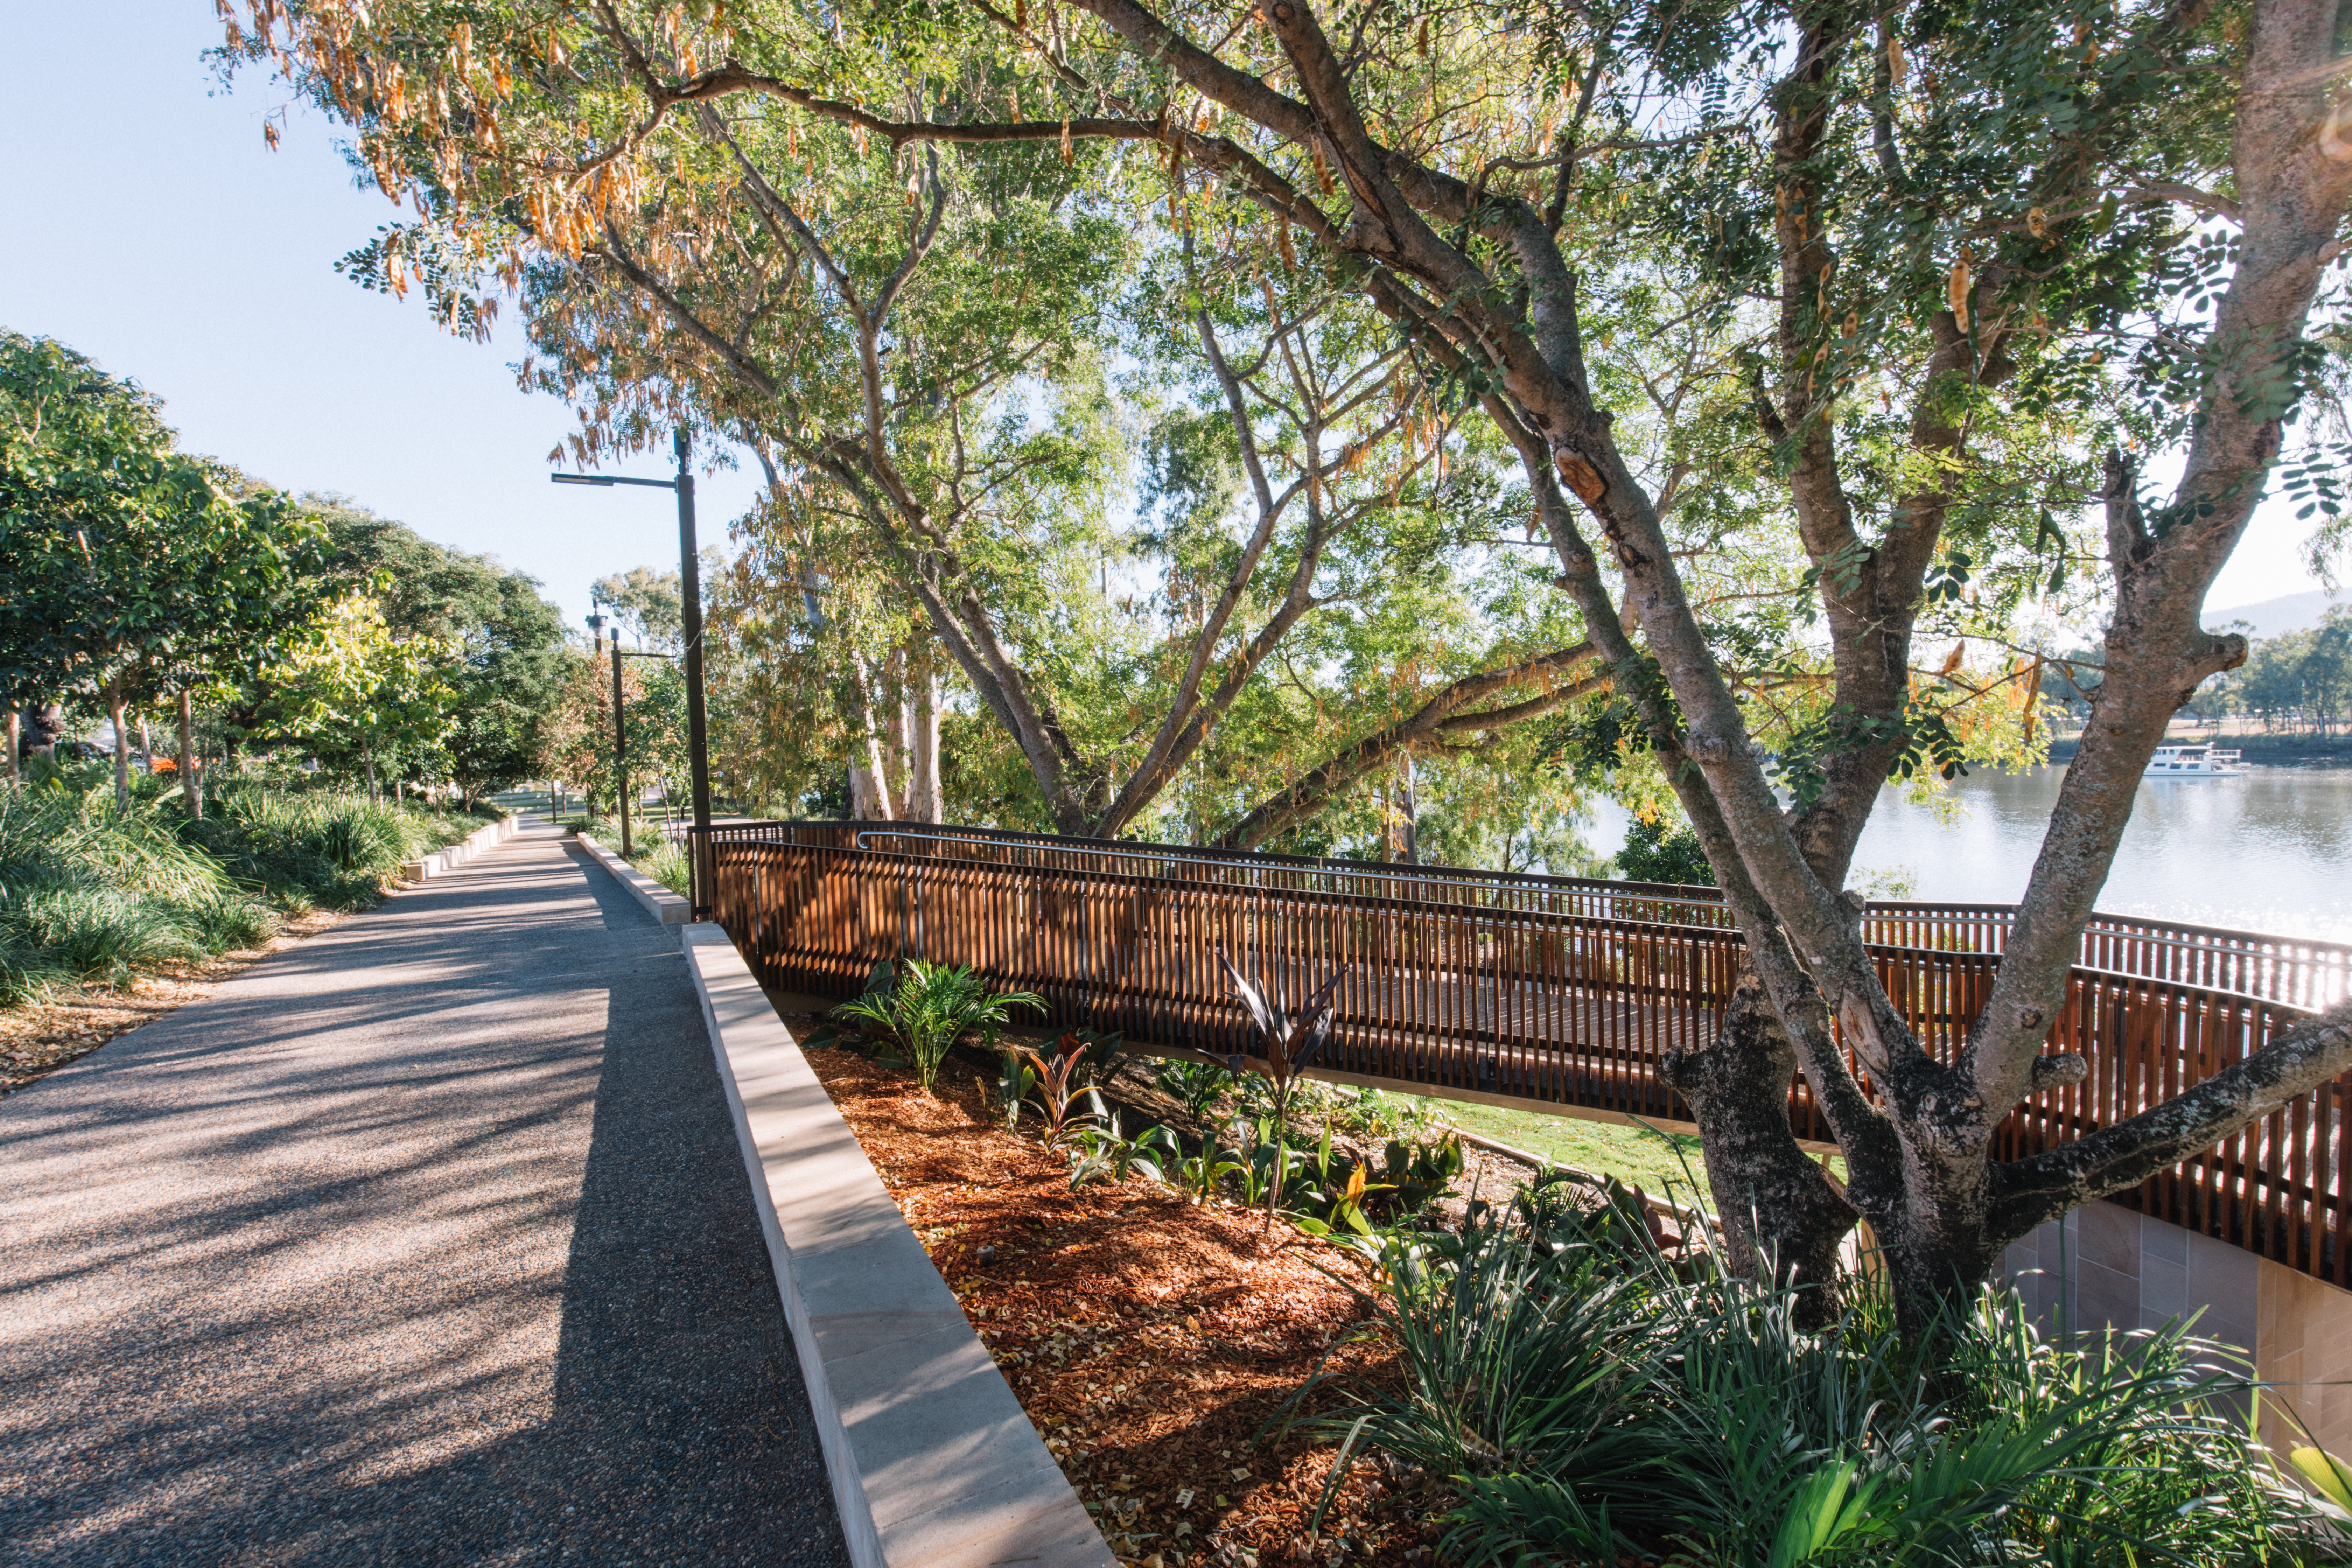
[575,833,691,924]
[398,811,519,882]
[680,922,1114,1568]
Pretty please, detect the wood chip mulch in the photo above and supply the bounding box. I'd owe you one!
[793,1031,1448,1568]
[0,908,349,1098]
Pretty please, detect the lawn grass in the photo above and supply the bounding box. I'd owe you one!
[1418,1098,1713,1200]
[1403,1096,1850,1212]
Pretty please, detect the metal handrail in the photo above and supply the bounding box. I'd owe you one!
[701,820,2351,995]
[847,827,1740,917]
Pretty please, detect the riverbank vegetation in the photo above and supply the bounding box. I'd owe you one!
[2047,608,2352,744]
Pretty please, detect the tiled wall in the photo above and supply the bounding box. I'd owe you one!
[2002,1202,2352,1453]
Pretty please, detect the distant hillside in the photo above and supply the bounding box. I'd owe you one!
[2206,588,2349,640]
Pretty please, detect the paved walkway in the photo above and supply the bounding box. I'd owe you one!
[0,823,846,1567]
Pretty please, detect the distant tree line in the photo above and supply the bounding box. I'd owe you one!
[2039,608,2352,738]
[1,329,574,809]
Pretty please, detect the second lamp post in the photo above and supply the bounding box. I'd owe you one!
[552,427,714,915]
[584,598,633,857]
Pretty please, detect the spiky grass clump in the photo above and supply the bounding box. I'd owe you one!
[0,784,272,993]
[185,786,481,909]
[0,772,491,1008]
[1306,1194,2320,1566]
[632,838,691,897]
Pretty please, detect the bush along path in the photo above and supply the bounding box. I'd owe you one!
[0,820,847,1566]
[0,770,496,1095]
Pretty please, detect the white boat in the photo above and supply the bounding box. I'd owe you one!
[2144,743,2244,777]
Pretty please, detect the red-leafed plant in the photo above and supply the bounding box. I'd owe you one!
[1011,1031,1110,1148]
[1217,950,1347,1233]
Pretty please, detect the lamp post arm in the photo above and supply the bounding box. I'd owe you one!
[551,473,679,490]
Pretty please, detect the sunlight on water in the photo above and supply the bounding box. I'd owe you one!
[1589,764,2352,944]
[1851,765,2352,943]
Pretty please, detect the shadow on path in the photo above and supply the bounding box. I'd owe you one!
[0,827,846,1567]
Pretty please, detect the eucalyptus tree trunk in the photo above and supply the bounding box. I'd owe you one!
[845,649,896,822]
[901,638,941,824]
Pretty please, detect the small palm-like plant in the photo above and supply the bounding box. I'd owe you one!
[1217,950,1347,1232]
[829,959,1043,1095]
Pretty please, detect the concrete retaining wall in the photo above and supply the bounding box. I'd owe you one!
[680,922,1113,1568]
[2005,1205,2352,1452]
[398,812,518,881]
[576,833,690,924]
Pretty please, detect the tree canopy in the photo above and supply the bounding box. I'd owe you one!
[232,0,2352,1322]
[0,330,336,805]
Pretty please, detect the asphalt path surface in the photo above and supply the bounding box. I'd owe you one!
[0,822,846,1567]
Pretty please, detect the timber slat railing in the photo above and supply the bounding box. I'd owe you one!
[688,819,2352,1286]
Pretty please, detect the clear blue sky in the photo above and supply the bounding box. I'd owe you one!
[0,5,2323,625]
[0,4,764,635]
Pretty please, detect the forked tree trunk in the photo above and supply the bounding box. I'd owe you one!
[1664,975,1857,1294]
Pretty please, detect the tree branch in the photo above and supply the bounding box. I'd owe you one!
[1214,644,1605,850]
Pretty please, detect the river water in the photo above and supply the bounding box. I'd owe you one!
[1590,763,2352,944]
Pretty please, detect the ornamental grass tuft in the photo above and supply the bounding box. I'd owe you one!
[0,768,493,1007]
[1301,1192,2332,1565]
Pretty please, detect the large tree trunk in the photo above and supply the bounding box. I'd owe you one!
[902,638,941,823]
[1664,972,1856,1294]
[4,706,15,786]
[845,649,896,822]
[177,689,201,819]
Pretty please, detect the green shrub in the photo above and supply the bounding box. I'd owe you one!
[1613,813,1715,886]
[1,884,198,986]
[1305,1203,2318,1566]
[828,960,1046,1094]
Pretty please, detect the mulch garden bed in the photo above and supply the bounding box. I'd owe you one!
[788,1024,1494,1568]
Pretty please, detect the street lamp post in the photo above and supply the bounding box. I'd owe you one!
[552,428,714,916]
[586,600,632,858]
